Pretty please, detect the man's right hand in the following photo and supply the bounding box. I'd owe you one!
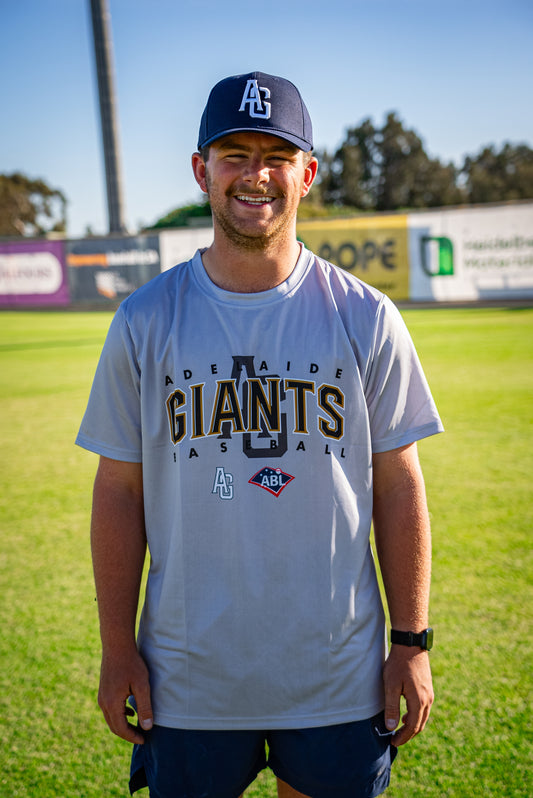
[98,647,153,744]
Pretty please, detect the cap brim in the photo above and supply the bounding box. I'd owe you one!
[199,126,313,153]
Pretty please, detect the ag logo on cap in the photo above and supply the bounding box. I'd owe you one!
[239,79,271,120]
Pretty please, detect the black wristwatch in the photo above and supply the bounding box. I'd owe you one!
[391,628,434,651]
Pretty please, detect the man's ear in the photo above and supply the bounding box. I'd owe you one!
[191,152,208,194]
[301,157,319,198]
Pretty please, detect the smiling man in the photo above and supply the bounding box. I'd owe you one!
[77,72,443,798]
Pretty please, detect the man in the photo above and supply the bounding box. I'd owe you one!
[77,71,443,798]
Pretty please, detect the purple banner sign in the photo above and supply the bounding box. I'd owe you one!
[0,239,70,307]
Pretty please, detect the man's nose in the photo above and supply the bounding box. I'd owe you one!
[242,157,269,186]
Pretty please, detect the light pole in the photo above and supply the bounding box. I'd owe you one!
[88,0,127,234]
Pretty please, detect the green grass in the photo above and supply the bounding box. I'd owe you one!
[1,308,531,797]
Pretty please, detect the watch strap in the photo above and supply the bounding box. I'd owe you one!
[391,628,433,650]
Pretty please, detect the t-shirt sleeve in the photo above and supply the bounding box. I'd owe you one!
[75,306,143,461]
[363,296,444,453]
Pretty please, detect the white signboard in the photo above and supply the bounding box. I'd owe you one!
[159,227,213,272]
[409,203,533,301]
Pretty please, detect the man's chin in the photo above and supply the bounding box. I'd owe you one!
[214,218,279,251]
[225,231,274,252]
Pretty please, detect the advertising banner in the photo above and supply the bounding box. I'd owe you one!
[297,214,410,300]
[0,239,70,307]
[409,202,533,301]
[66,235,161,303]
[159,227,214,272]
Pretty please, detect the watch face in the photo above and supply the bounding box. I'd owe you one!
[424,628,434,650]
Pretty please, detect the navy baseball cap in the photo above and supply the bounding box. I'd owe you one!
[198,71,313,152]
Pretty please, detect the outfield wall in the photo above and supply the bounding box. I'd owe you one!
[0,228,213,307]
[296,201,533,301]
[1,202,531,306]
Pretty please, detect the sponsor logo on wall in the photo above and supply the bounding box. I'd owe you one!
[0,240,70,307]
[297,215,410,300]
[66,235,161,302]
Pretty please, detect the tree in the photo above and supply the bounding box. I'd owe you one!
[148,201,212,230]
[316,120,378,209]
[0,173,67,237]
[461,143,533,203]
[318,113,463,211]
[377,113,462,209]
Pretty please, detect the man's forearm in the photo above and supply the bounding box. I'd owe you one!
[372,443,431,631]
[91,457,146,651]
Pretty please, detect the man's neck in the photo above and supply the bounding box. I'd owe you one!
[201,234,302,294]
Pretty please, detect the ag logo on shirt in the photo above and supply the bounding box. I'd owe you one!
[212,467,234,500]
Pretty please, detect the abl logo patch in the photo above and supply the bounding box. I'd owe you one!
[248,466,295,497]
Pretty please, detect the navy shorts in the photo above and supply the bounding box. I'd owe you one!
[129,712,397,798]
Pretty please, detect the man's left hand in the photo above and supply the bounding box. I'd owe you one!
[383,645,434,746]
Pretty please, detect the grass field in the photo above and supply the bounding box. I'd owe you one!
[1,307,532,797]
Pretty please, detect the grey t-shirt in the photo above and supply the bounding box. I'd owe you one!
[77,247,443,729]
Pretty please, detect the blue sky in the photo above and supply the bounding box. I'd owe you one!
[2,0,532,237]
